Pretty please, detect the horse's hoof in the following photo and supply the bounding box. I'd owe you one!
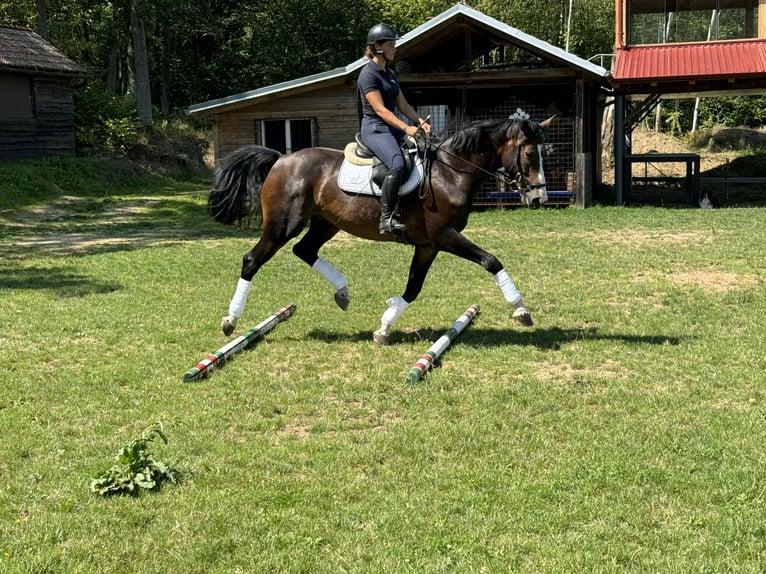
[372,330,390,346]
[334,287,350,311]
[512,307,534,327]
[221,316,237,336]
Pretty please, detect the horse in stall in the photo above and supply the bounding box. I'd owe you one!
[209,115,554,345]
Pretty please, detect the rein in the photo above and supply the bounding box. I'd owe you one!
[417,135,543,200]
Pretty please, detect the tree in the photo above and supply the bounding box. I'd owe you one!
[375,0,455,32]
[35,0,48,39]
[245,0,374,87]
[0,1,35,27]
[129,0,151,125]
[565,0,614,59]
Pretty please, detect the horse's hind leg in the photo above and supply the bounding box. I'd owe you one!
[292,217,349,310]
[373,245,438,345]
[222,226,303,336]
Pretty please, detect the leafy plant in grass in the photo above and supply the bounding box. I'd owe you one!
[91,422,178,496]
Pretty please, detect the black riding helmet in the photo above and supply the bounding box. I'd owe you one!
[367,23,399,45]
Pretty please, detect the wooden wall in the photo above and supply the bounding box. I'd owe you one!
[210,83,359,159]
[0,75,77,161]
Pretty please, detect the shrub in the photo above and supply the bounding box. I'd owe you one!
[684,128,713,150]
[73,81,142,152]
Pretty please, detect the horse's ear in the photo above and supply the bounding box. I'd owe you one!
[539,115,557,130]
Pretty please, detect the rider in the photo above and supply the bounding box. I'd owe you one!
[358,23,431,234]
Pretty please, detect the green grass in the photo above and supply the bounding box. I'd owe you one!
[1,158,766,573]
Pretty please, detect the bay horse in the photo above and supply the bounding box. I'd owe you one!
[209,116,553,345]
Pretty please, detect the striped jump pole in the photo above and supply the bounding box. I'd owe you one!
[184,303,296,382]
[405,304,480,385]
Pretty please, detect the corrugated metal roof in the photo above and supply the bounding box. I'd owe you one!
[0,26,84,76]
[613,40,766,82]
[187,3,609,115]
[185,60,365,115]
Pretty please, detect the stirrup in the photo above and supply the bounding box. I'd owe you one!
[379,216,406,234]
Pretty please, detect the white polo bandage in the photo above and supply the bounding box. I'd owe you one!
[493,269,523,307]
[228,278,252,318]
[381,296,409,326]
[312,258,347,291]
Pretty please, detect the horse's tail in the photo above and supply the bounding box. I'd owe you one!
[208,145,282,227]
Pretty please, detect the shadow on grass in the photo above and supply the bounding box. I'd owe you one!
[0,195,247,259]
[305,326,684,349]
[0,266,121,297]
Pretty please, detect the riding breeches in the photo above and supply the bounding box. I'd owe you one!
[361,117,407,178]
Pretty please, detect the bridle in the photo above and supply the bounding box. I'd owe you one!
[504,140,547,195]
[417,132,546,201]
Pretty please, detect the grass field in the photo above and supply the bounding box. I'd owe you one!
[1,157,765,573]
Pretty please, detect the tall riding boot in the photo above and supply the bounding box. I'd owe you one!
[379,170,405,234]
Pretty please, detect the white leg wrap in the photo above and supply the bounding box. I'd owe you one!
[228,278,252,318]
[381,296,409,327]
[373,296,410,345]
[493,269,523,307]
[312,258,347,291]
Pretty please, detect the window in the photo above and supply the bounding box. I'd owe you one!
[0,74,33,119]
[628,0,758,45]
[260,118,313,153]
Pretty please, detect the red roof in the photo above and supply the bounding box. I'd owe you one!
[612,40,766,83]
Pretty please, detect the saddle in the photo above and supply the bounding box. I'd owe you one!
[337,133,423,197]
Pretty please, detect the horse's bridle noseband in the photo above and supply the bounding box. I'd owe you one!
[500,140,546,198]
[417,130,546,202]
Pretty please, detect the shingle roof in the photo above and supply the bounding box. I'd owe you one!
[0,25,85,76]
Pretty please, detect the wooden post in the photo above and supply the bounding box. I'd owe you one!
[759,0,766,39]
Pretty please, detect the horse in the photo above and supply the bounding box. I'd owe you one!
[209,115,554,345]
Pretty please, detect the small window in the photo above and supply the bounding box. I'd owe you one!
[289,119,312,151]
[0,74,33,119]
[261,118,313,153]
[628,0,758,44]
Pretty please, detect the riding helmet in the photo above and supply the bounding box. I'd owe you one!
[367,23,399,45]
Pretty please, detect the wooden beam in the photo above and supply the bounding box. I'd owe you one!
[463,24,472,71]
[760,0,766,38]
[399,68,577,86]
[613,76,766,97]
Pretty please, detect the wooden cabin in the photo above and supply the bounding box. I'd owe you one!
[188,4,611,207]
[0,26,85,161]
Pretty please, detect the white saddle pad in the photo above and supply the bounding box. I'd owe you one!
[337,157,424,197]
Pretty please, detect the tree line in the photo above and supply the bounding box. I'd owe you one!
[2,0,762,143]
[0,0,614,122]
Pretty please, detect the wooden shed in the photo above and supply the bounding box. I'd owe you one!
[188,4,611,207]
[611,0,766,205]
[0,26,85,161]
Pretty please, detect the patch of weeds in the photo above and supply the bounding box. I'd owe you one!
[91,422,178,496]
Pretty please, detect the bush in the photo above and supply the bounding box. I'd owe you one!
[73,80,142,152]
[684,128,713,150]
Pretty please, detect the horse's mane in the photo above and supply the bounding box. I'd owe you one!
[443,117,526,156]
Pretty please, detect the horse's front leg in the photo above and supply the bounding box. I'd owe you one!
[438,228,533,327]
[292,217,349,310]
[373,246,438,345]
